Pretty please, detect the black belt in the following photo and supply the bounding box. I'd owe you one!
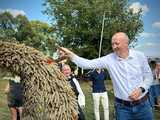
[115,93,148,106]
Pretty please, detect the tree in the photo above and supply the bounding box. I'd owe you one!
[0,12,16,40]
[43,0,143,58]
[0,12,57,55]
[17,20,57,55]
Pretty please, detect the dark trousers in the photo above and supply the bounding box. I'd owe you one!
[78,105,85,120]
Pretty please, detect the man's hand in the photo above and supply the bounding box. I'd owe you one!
[129,88,142,101]
[58,47,75,59]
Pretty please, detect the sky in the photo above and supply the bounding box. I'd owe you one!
[0,0,160,58]
[129,0,160,58]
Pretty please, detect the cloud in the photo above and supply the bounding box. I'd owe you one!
[134,42,160,57]
[135,41,160,49]
[152,21,160,29]
[145,42,157,47]
[0,9,26,17]
[129,2,149,15]
[140,32,160,38]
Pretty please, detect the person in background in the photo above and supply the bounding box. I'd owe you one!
[155,62,160,81]
[89,68,109,120]
[59,32,153,120]
[149,61,160,108]
[61,64,85,120]
[155,62,160,106]
[4,75,23,120]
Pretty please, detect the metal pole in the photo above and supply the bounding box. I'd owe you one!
[98,12,105,58]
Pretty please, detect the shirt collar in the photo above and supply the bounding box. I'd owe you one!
[115,49,134,61]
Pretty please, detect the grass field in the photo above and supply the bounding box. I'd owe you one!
[0,79,160,120]
[0,80,10,120]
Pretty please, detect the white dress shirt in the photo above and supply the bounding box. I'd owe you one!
[72,49,153,101]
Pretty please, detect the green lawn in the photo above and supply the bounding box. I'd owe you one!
[0,79,160,120]
[0,80,10,120]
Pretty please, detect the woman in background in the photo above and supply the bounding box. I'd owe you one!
[89,69,109,120]
[61,64,85,120]
[4,75,23,120]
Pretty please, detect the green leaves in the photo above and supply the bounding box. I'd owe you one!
[0,12,57,56]
[44,0,143,58]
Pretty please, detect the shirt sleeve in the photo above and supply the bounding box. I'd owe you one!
[71,54,109,69]
[139,53,153,90]
[72,78,85,107]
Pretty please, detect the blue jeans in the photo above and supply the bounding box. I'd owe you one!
[115,99,153,120]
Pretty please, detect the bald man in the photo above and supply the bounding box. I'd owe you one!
[59,32,153,120]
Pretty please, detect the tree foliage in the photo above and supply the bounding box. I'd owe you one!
[0,12,57,55]
[0,12,16,39]
[44,0,143,58]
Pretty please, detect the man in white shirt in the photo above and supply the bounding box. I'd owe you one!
[59,32,153,120]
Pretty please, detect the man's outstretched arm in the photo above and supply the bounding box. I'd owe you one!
[59,47,109,69]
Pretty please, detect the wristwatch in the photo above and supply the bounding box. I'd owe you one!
[140,87,145,93]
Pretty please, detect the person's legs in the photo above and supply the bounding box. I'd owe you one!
[92,93,100,120]
[101,92,109,120]
[115,101,132,120]
[154,85,160,107]
[17,107,23,120]
[115,99,153,120]
[78,105,85,120]
[15,97,24,120]
[8,97,18,120]
[10,107,17,120]
[134,99,153,120]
